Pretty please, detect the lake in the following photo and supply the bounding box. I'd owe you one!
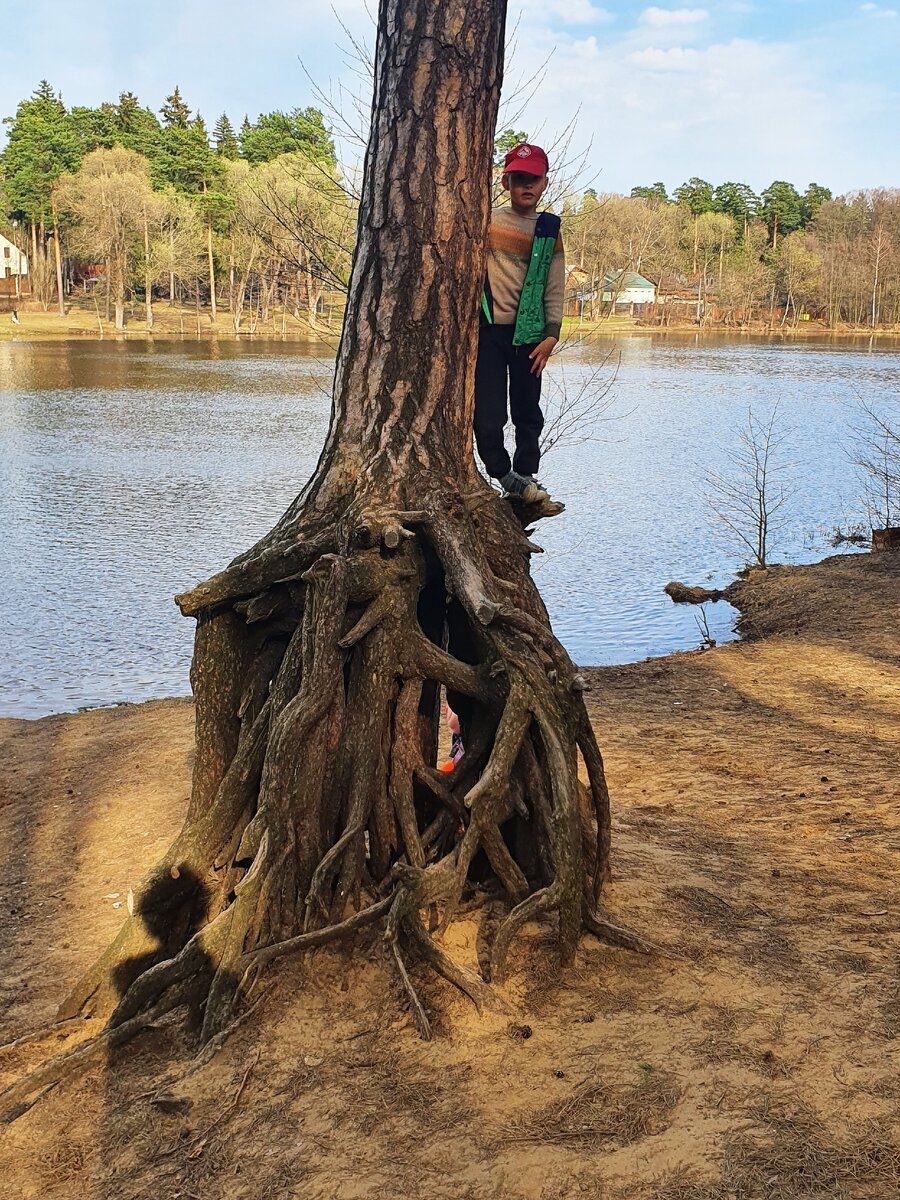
[1,334,896,718]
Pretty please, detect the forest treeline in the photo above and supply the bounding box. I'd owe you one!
[2,84,898,330]
[570,176,900,326]
[1,82,353,329]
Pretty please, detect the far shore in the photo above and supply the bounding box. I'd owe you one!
[2,300,899,344]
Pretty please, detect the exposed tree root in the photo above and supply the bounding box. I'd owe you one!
[30,484,634,1068]
[3,462,646,1125]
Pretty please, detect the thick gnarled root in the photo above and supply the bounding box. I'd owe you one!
[26,484,633,1091]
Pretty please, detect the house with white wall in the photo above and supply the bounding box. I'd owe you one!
[602,270,656,309]
[0,232,29,297]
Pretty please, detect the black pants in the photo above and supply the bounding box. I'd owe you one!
[474,323,544,479]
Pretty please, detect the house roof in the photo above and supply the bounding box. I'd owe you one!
[603,270,655,290]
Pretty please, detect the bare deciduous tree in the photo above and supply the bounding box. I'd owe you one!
[538,351,621,458]
[705,404,793,569]
[852,400,900,530]
[55,147,158,330]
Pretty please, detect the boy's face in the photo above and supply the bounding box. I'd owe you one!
[503,171,548,214]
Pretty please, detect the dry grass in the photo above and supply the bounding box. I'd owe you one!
[872,967,900,1041]
[648,1096,900,1200]
[36,1138,89,1189]
[506,1067,680,1149]
[337,1043,465,1138]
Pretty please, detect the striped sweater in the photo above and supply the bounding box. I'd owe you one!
[486,206,565,340]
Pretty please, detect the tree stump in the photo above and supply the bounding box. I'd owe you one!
[872,527,900,552]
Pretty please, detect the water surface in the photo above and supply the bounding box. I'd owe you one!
[1,334,895,718]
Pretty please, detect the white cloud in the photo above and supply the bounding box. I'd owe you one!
[504,24,898,193]
[628,46,701,69]
[639,7,709,26]
[522,0,613,25]
[2,0,897,198]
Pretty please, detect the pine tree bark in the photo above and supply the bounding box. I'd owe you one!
[30,221,38,297]
[52,217,65,318]
[169,224,176,306]
[144,210,154,332]
[38,218,49,310]
[43,0,627,1059]
[207,221,217,325]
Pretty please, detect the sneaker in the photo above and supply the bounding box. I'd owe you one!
[523,474,553,499]
[499,470,549,503]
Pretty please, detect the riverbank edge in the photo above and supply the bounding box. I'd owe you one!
[3,311,900,344]
[1,550,887,727]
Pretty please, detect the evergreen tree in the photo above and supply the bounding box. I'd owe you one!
[115,91,163,162]
[239,107,335,165]
[69,103,118,153]
[156,115,220,193]
[1,80,81,223]
[714,181,759,240]
[630,182,669,204]
[160,85,191,128]
[117,91,140,127]
[800,182,832,226]
[493,127,528,167]
[213,113,239,159]
[673,177,715,215]
[760,181,803,247]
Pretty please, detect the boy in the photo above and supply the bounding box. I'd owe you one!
[475,142,564,503]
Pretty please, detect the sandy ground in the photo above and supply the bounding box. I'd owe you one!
[1,551,898,1199]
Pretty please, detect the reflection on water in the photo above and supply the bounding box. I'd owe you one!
[1,334,897,717]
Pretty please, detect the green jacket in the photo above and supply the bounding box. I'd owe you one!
[481,211,562,346]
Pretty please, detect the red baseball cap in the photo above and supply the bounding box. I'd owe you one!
[503,143,549,177]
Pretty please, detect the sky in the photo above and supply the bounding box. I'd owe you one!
[2,0,897,197]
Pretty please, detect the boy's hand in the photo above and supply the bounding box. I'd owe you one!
[529,336,558,376]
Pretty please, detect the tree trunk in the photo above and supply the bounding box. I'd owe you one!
[260,262,270,324]
[170,224,176,306]
[48,0,621,1062]
[871,227,883,329]
[229,236,235,314]
[30,221,39,295]
[232,253,257,334]
[144,211,153,332]
[37,218,48,309]
[305,264,318,328]
[207,219,217,325]
[52,219,65,318]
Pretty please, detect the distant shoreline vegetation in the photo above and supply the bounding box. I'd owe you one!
[1,90,897,333]
[571,176,900,328]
